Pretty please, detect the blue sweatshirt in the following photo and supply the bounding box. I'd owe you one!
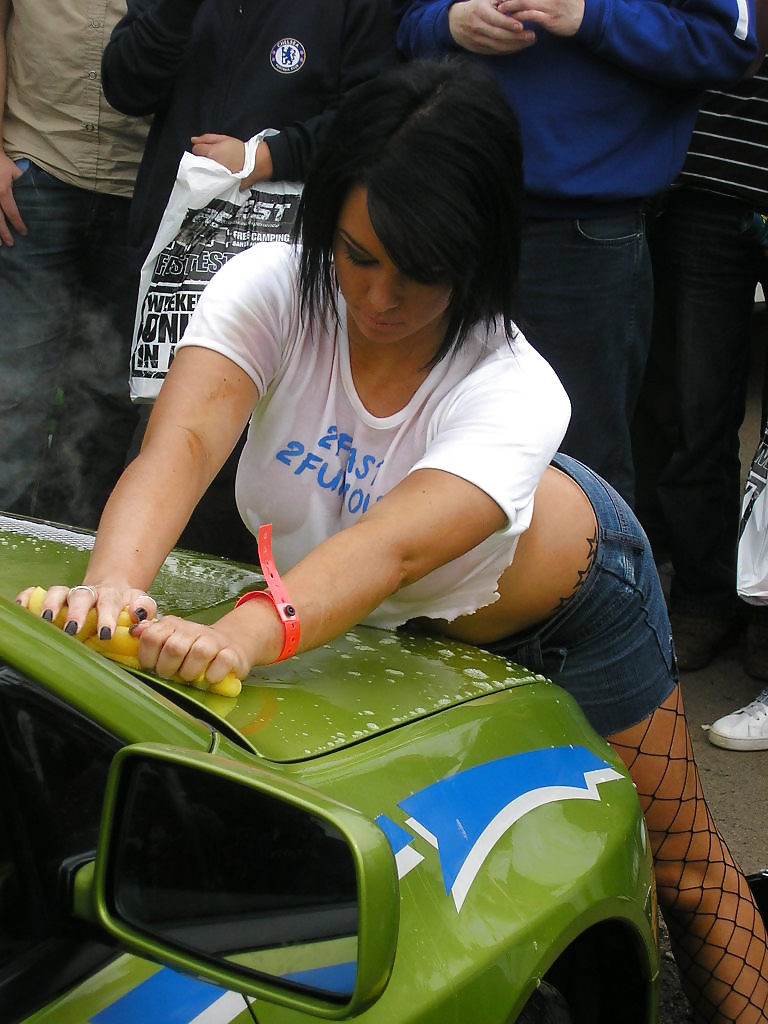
[393,0,758,215]
[102,0,398,257]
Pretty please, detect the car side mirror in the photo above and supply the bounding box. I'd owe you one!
[73,743,399,1018]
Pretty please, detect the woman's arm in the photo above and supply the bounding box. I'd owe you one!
[128,320,566,686]
[131,466,507,685]
[24,346,258,630]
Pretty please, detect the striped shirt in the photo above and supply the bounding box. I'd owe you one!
[679,57,768,209]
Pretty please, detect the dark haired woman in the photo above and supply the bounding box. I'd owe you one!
[22,61,768,1022]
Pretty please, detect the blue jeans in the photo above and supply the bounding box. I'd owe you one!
[484,455,677,737]
[0,163,140,528]
[512,212,653,506]
[633,188,768,614]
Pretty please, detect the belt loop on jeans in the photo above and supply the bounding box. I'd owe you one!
[541,645,569,675]
[508,637,569,677]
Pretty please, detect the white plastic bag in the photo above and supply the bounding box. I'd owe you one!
[130,130,302,402]
[737,424,768,603]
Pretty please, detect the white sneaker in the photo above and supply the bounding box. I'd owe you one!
[708,688,768,751]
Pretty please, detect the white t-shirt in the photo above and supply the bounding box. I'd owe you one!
[177,242,570,628]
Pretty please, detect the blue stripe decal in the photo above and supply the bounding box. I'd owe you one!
[91,967,227,1024]
[282,961,357,994]
[399,746,616,896]
[375,814,414,855]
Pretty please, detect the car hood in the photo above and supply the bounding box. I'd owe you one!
[0,514,265,610]
[160,629,541,762]
[1,514,543,762]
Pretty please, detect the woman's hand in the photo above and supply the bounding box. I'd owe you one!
[17,582,157,639]
[130,615,253,687]
[17,584,246,696]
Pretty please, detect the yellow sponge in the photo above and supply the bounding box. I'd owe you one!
[26,586,242,697]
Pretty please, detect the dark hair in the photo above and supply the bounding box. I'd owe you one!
[294,59,524,362]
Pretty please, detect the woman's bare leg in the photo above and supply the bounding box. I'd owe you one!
[609,685,768,1023]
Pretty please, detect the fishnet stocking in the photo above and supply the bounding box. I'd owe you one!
[609,685,768,1023]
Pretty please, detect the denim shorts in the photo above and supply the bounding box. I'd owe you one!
[483,454,678,737]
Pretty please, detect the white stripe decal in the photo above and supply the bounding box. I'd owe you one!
[404,816,438,848]
[189,992,249,1024]
[395,843,424,879]
[450,767,623,912]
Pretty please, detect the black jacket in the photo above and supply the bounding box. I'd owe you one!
[102,0,398,258]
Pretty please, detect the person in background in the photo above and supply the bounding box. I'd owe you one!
[0,0,150,528]
[101,0,399,265]
[391,0,758,505]
[21,61,768,1021]
[99,0,398,562]
[708,685,768,749]
[632,53,768,680]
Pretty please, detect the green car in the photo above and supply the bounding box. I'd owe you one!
[0,512,658,1024]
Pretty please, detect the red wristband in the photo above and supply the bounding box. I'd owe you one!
[234,524,300,663]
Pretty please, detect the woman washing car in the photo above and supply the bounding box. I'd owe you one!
[19,61,768,1022]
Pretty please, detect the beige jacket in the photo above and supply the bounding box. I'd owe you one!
[2,0,150,196]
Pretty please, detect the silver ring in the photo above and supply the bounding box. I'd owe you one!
[134,593,158,619]
[68,584,98,602]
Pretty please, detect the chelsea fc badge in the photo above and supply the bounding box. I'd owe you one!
[270,38,306,74]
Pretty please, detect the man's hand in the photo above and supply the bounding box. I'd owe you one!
[190,133,273,190]
[0,151,28,246]
[448,0,537,54]
[191,133,246,173]
[496,0,585,36]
